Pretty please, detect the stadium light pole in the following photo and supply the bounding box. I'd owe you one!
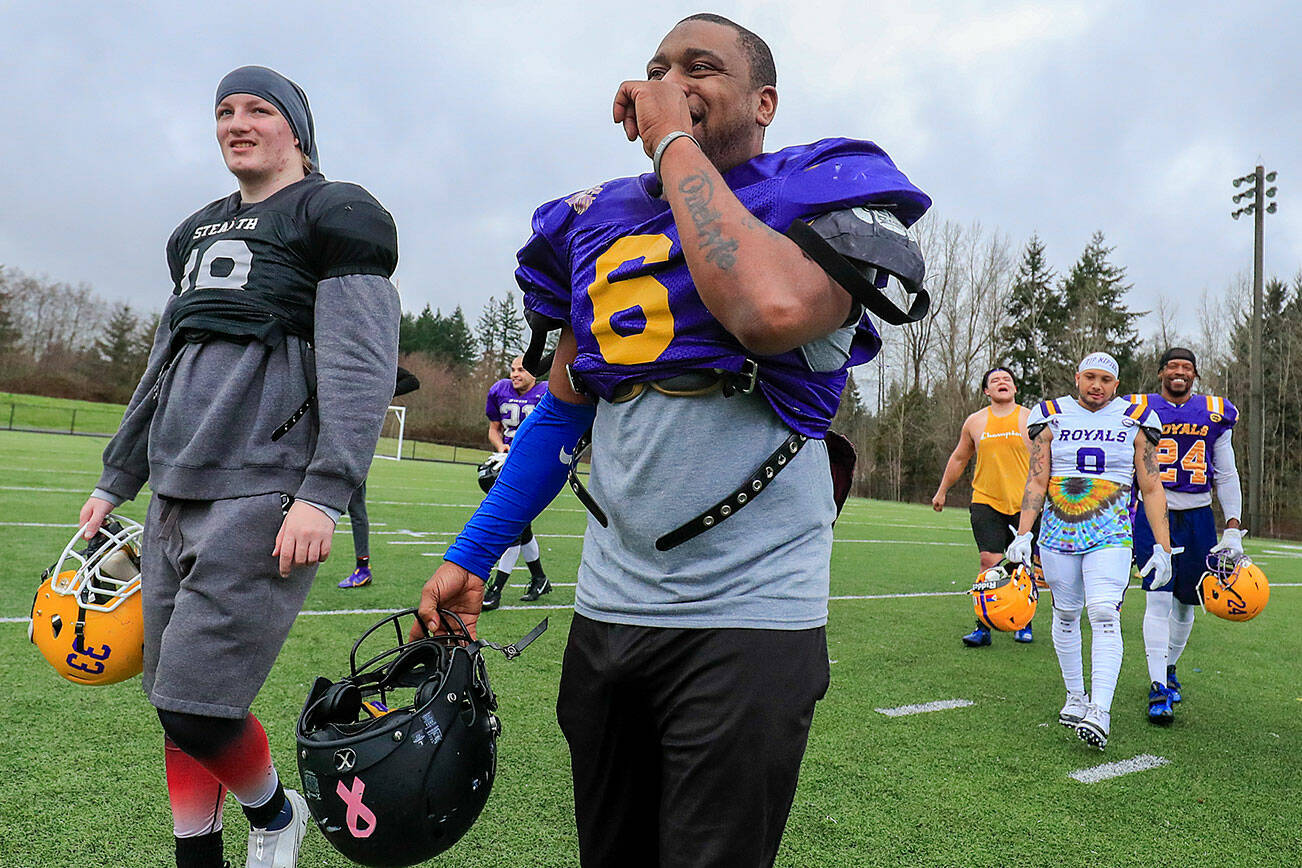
[1231,165,1279,535]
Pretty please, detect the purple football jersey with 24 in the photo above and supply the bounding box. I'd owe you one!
[514,138,931,437]
[1129,393,1238,494]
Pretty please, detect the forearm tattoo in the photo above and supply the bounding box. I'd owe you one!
[678,172,739,270]
[1021,489,1045,513]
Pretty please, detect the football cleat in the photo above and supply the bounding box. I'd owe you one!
[30,516,144,685]
[1166,664,1182,703]
[246,788,308,868]
[969,561,1038,632]
[1199,551,1269,621]
[482,572,508,611]
[1147,682,1174,725]
[1013,623,1033,643]
[1059,692,1089,727]
[521,575,551,602]
[1076,704,1111,750]
[961,622,992,647]
[337,566,372,589]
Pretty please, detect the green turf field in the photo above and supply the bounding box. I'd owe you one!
[1,429,1298,867]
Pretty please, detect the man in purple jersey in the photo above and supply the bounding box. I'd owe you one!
[414,13,929,867]
[487,355,550,451]
[481,355,550,606]
[1130,347,1242,724]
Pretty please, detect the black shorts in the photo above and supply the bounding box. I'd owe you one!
[557,614,829,868]
[970,503,1018,554]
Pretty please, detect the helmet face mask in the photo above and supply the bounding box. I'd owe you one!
[30,517,144,686]
[970,561,1038,631]
[298,608,542,867]
[1200,552,1269,621]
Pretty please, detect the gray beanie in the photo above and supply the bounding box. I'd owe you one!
[215,65,318,170]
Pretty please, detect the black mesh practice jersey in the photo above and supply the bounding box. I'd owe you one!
[165,173,398,342]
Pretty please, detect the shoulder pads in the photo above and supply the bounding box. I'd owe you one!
[785,207,927,325]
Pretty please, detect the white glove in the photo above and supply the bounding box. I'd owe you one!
[1210,527,1245,559]
[1139,545,1182,590]
[1005,531,1034,565]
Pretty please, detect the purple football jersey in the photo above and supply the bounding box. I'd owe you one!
[1129,393,1238,494]
[514,138,930,437]
[485,379,548,443]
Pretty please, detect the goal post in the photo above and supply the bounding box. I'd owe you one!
[376,404,406,461]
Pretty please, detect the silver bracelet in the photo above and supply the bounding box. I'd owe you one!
[652,131,700,183]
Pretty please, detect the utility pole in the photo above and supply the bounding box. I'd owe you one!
[1232,166,1278,535]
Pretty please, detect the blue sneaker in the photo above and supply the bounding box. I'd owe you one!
[1166,664,1182,703]
[338,566,372,589]
[1013,623,1034,643]
[962,623,992,647]
[1148,681,1174,724]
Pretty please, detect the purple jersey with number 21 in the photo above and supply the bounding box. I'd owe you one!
[514,138,931,438]
[485,380,548,444]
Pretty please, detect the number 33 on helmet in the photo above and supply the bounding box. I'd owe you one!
[30,517,144,685]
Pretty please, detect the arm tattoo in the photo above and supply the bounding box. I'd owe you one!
[1142,439,1159,478]
[1021,489,1045,513]
[678,172,739,271]
[1027,435,1046,478]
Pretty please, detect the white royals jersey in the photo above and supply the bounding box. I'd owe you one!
[1029,396,1161,485]
[1028,396,1161,553]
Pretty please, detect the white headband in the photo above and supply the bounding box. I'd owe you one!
[1077,352,1119,378]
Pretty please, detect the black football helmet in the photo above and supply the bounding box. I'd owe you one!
[297,608,545,867]
[477,452,507,494]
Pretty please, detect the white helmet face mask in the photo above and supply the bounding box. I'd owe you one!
[47,516,144,613]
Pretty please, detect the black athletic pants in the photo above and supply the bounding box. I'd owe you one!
[557,613,830,868]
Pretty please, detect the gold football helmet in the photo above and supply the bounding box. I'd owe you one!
[1199,552,1269,622]
[970,561,1038,631]
[30,517,144,685]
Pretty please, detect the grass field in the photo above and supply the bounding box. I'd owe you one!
[1,428,1299,868]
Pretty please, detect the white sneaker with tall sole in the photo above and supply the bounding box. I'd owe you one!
[247,788,309,868]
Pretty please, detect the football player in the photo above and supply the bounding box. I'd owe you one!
[77,66,400,868]
[1008,352,1172,750]
[1129,347,1242,722]
[933,366,1038,645]
[338,366,421,589]
[414,14,930,867]
[481,355,551,606]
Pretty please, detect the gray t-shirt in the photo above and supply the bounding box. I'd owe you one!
[577,387,835,630]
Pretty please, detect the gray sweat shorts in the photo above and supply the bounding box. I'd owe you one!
[141,492,318,718]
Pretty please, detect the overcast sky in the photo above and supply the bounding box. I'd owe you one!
[3,0,1299,344]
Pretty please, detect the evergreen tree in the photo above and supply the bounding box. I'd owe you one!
[444,305,477,367]
[92,304,150,395]
[1060,231,1142,388]
[1001,234,1064,403]
[475,291,525,368]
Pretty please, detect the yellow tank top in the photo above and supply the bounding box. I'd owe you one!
[971,407,1029,515]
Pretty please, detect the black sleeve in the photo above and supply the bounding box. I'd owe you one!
[165,219,192,292]
[309,183,399,280]
[394,366,421,397]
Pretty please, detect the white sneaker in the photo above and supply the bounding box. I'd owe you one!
[247,788,309,868]
[1058,692,1090,727]
[1076,704,1111,750]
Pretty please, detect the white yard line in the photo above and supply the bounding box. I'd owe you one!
[1069,754,1170,783]
[875,699,975,717]
[6,582,1300,624]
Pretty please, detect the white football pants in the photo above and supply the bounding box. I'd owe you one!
[1040,546,1132,712]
